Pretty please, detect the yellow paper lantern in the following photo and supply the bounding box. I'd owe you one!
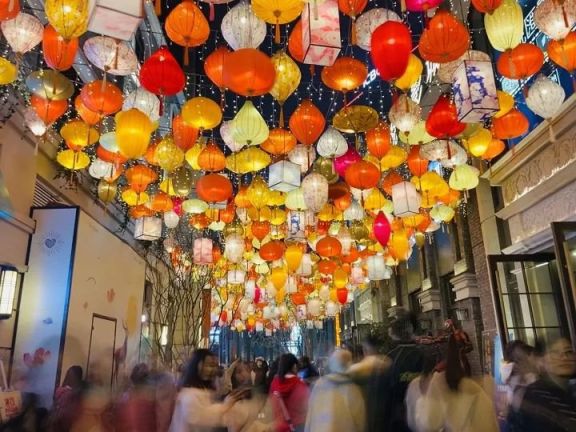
[56,149,90,170]
[494,90,515,118]
[398,120,434,145]
[381,146,407,170]
[466,128,492,157]
[45,0,90,40]
[270,50,301,123]
[449,164,480,191]
[333,105,379,133]
[97,180,117,203]
[115,109,154,159]
[333,267,348,289]
[364,189,393,214]
[389,231,411,261]
[270,207,287,225]
[60,120,99,150]
[226,147,271,174]
[184,143,205,170]
[121,188,149,207]
[270,266,288,290]
[318,203,342,222]
[395,54,423,91]
[155,136,184,172]
[181,97,222,130]
[252,0,303,43]
[413,171,450,198]
[485,0,524,52]
[430,204,455,223]
[0,58,17,85]
[268,191,286,207]
[247,176,271,209]
[285,244,304,273]
[232,100,269,146]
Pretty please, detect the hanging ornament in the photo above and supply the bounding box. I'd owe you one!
[525,75,566,141]
[355,8,401,51]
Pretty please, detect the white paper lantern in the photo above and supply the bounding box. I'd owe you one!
[227,269,246,285]
[302,173,328,212]
[221,1,267,50]
[24,108,47,137]
[389,94,421,134]
[268,160,301,192]
[83,36,138,76]
[88,0,143,41]
[1,13,43,55]
[220,120,245,152]
[286,276,298,294]
[453,60,499,123]
[392,181,421,217]
[355,8,401,51]
[366,255,391,281]
[449,164,480,191]
[134,216,162,241]
[255,321,264,332]
[163,210,180,229]
[225,234,245,263]
[351,265,364,284]
[289,144,316,173]
[319,284,330,301]
[325,300,339,316]
[89,158,115,179]
[344,200,365,221]
[317,126,348,158]
[338,226,353,254]
[123,88,161,122]
[297,253,313,276]
[526,75,566,121]
[245,279,256,299]
[285,189,309,211]
[534,0,576,41]
[430,204,455,223]
[308,298,322,316]
[193,238,213,265]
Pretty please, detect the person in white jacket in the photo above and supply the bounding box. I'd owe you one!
[406,335,499,432]
[169,349,246,432]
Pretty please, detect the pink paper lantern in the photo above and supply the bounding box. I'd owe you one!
[373,211,391,247]
[334,146,361,177]
[193,238,213,265]
[405,0,443,12]
[302,0,341,66]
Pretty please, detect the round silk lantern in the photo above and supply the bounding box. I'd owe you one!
[399,121,435,145]
[426,94,466,138]
[334,146,361,177]
[223,49,276,97]
[43,24,78,71]
[496,43,544,80]
[336,288,348,305]
[57,149,90,170]
[302,173,329,212]
[270,50,301,125]
[534,0,576,41]
[45,0,88,39]
[172,115,199,151]
[165,0,210,65]
[485,0,524,52]
[406,0,442,11]
[204,46,230,91]
[80,80,123,116]
[0,0,19,21]
[1,12,43,55]
[181,97,222,130]
[366,121,391,158]
[125,165,158,194]
[449,164,480,191]
[60,120,99,150]
[221,1,266,50]
[83,37,138,77]
[316,236,342,258]
[471,0,502,14]
[140,46,185,97]
[252,0,303,43]
[289,100,326,145]
[395,54,423,91]
[232,100,269,146]
[155,137,184,172]
[526,75,566,121]
[115,109,155,159]
[321,56,368,94]
[547,31,576,73]
[466,128,492,157]
[26,70,74,101]
[345,161,380,190]
[198,142,226,171]
[196,173,233,203]
[260,241,286,262]
[373,211,391,247]
[317,127,348,158]
[370,21,412,81]
[247,176,271,209]
[389,94,421,135]
[492,108,529,139]
[482,138,506,160]
[407,146,429,176]
[419,11,470,64]
[123,88,161,122]
[355,8,401,51]
[262,128,297,155]
[288,19,304,62]
[31,95,67,125]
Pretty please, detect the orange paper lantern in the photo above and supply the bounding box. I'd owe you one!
[198,142,226,171]
[80,80,123,116]
[204,45,230,89]
[492,108,529,139]
[407,145,429,177]
[125,165,158,193]
[261,128,297,155]
[259,240,285,261]
[321,56,368,94]
[418,11,470,63]
[288,19,305,62]
[0,0,19,21]
[382,170,403,196]
[196,173,233,203]
[482,138,506,160]
[496,43,544,79]
[165,0,210,65]
[75,96,100,125]
[42,24,78,71]
[31,95,67,125]
[366,121,392,158]
[547,31,576,74]
[345,161,381,190]
[316,236,342,258]
[223,49,276,97]
[289,99,326,145]
[173,114,199,151]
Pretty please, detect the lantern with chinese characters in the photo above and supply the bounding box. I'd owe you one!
[484,0,523,52]
[193,238,213,265]
[221,1,266,50]
[165,0,210,65]
[289,100,326,145]
[252,0,303,43]
[393,182,421,217]
[232,100,269,146]
[302,0,341,66]
[355,8,400,51]
[43,25,78,71]
[302,173,329,212]
[452,60,499,123]
[419,11,470,64]
[268,160,301,193]
[224,49,276,97]
[370,21,412,81]
[526,75,566,141]
[115,109,154,159]
[534,0,575,41]
[1,13,43,55]
[45,0,89,39]
[134,217,162,241]
[140,46,185,98]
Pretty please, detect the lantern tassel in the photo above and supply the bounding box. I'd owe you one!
[155,0,162,15]
[279,104,285,128]
[401,0,406,12]
[561,3,569,28]
[350,19,357,46]
[310,64,315,77]
[275,22,281,44]
[184,45,190,66]
[209,1,215,21]
[548,120,556,142]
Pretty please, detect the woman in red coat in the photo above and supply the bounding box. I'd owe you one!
[269,354,310,432]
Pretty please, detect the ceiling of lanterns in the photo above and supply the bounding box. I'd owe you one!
[0,0,574,331]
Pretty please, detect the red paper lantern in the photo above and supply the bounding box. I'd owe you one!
[316,236,342,258]
[338,0,368,17]
[259,240,285,261]
[30,95,67,125]
[366,121,391,158]
[204,46,230,89]
[140,46,186,97]
[419,11,470,64]
[196,173,233,203]
[251,221,271,241]
[336,288,348,305]
[547,31,576,74]
[370,21,412,81]
[42,25,78,71]
[173,114,199,151]
[223,49,276,97]
[344,161,381,190]
[471,0,502,14]
[497,43,544,80]
[261,128,297,155]
[492,108,529,140]
[80,80,123,116]
[373,211,391,247]
[0,0,19,21]
[407,146,429,177]
[426,94,466,138]
[291,292,306,306]
[288,19,305,62]
[289,99,326,145]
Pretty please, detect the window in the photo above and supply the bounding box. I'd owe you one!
[0,268,18,319]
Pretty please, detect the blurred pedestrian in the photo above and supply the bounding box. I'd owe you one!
[304,349,365,432]
[251,358,269,393]
[50,365,85,432]
[169,349,245,432]
[115,363,156,432]
[297,357,319,385]
[507,338,576,432]
[269,353,309,432]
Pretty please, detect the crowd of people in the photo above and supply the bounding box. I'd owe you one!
[2,315,575,432]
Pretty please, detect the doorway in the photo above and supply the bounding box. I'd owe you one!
[86,314,117,388]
